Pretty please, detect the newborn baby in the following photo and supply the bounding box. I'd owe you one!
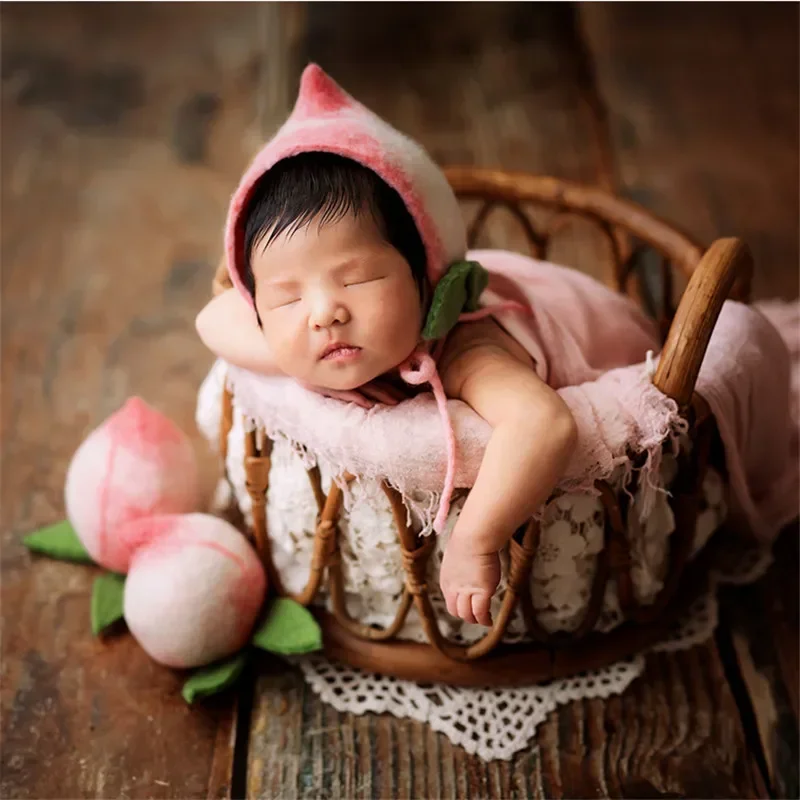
[197,65,656,626]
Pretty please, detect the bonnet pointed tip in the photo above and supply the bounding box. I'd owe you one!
[295,63,353,116]
[300,62,325,83]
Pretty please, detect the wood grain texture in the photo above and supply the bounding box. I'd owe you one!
[245,643,765,799]
[3,3,796,798]
[445,167,703,278]
[0,4,273,797]
[719,524,800,799]
[579,2,800,301]
[654,237,753,406]
[578,8,799,795]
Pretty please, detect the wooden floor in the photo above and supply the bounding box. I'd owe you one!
[2,3,797,798]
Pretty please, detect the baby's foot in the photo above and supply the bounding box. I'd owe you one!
[439,543,501,626]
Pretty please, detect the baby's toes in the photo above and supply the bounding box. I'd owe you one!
[471,593,493,627]
[457,593,478,625]
[443,589,459,620]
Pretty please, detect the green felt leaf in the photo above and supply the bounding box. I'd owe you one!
[182,652,248,704]
[465,260,490,310]
[23,520,93,563]
[251,597,323,655]
[91,573,126,636]
[421,260,489,341]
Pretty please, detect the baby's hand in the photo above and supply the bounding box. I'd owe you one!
[300,378,405,409]
[439,541,501,627]
[301,383,376,409]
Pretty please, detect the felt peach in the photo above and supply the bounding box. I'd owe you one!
[122,513,267,668]
[64,397,200,573]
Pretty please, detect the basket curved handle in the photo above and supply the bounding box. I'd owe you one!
[444,166,704,278]
[653,237,754,408]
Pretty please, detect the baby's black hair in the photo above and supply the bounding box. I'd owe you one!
[241,152,427,310]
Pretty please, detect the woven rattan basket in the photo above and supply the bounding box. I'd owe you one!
[211,167,753,686]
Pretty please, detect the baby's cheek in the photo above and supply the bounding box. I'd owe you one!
[366,287,421,354]
[265,324,310,377]
[386,313,419,356]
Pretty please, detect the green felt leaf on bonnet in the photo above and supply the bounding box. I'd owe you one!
[91,573,126,636]
[251,597,323,655]
[182,651,249,704]
[421,260,490,342]
[23,520,94,564]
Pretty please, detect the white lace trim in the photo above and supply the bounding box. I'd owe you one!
[295,654,644,762]
[197,364,728,643]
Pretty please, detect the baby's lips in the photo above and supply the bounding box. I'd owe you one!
[319,341,359,360]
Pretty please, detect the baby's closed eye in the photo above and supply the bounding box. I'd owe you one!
[344,275,386,287]
[261,279,303,309]
[270,295,301,309]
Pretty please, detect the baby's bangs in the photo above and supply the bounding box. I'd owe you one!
[246,154,382,256]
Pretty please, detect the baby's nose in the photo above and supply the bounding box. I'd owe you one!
[309,296,350,329]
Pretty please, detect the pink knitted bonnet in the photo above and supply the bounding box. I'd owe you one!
[224,63,468,303]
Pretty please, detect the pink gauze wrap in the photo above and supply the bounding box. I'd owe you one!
[220,63,798,543]
[224,247,799,544]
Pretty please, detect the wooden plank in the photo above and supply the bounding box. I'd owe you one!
[762,527,800,723]
[718,524,800,800]
[0,4,279,796]
[578,2,800,300]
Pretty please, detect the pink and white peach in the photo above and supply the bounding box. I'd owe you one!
[65,397,200,573]
[122,513,267,668]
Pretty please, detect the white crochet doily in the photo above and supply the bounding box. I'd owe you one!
[291,546,771,763]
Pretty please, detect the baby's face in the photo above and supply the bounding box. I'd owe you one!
[251,211,423,390]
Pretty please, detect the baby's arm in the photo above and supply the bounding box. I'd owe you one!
[438,321,577,626]
[196,289,283,375]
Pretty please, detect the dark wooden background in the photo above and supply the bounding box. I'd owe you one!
[2,3,797,798]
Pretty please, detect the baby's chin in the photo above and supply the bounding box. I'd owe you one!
[286,361,388,392]
[313,365,385,392]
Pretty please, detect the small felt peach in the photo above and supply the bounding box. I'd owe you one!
[122,513,267,668]
[64,397,200,573]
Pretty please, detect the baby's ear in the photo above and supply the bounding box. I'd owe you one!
[195,289,278,374]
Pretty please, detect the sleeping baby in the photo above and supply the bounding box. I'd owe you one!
[197,64,659,626]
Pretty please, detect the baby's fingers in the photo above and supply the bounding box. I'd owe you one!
[334,389,376,409]
[362,379,405,406]
[471,593,493,627]
[444,590,459,620]
[360,382,401,407]
[304,384,376,409]
[457,593,478,625]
